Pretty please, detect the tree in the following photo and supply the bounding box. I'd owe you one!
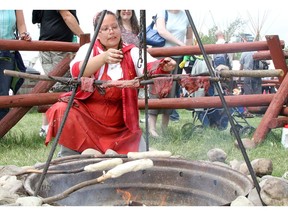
[199,17,246,44]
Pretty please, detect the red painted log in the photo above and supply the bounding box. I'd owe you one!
[280,107,288,117]
[268,117,288,129]
[0,93,62,108]
[253,50,288,60]
[0,34,90,52]
[247,106,269,114]
[252,35,288,144]
[0,39,79,52]
[147,39,285,57]
[0,93,274,109]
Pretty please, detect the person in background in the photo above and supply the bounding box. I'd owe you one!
[239,38,259,118]
[116,10,140,47]
[213,30,233,69]
[148,10,193,138]
[33,10,84,137]
[44,10,176,157]
[212,30,235,94]
[0,10,31,120]
[116,9,146,121]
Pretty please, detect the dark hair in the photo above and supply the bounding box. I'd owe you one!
[116,10,140,35]
[93,10,116,30]
[93,10,122,50]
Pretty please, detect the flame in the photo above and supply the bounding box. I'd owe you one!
[116,189,132,205]
[116,188,168,206]
[159,194,167,206]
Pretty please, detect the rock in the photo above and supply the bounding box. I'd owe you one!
[230,195,255,206]
[0,175,23,194]
[229,159,243,172]
[238,158,273,177]
[16,196,43,206]
[0,165,26,178]
[282,171,288,180]
[247,187,264,206]
[234,138,257,149]
[260,177,288,206]
[0,188,19,205]
[207,148,227,162]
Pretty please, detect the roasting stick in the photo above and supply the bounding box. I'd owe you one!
[41,159,154,204]
[15,158,124,176]
[4,69,226,86]
[16,151,171,176]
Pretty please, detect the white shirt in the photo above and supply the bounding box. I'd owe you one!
[70,43,157,80]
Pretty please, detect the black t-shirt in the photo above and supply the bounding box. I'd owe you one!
[39,10,79,42]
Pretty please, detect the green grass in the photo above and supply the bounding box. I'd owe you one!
[140,109,288,177]
[0,108,287,177]
[0,109,59,166]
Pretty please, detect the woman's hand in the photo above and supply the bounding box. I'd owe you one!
[160,57,176,72]
[20,32,31,41]
[104,49,123,64]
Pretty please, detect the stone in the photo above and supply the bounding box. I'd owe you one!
[207,148,227,162]
[16,196,43,206]
[260,177,288,206]
[230,195,255,206]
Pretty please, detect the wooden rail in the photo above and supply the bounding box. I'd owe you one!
[0,34,287,143]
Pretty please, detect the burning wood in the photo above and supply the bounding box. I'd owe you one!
[129,201,146,206]
[116,189,146,206]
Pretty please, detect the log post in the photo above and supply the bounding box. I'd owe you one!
[0,54,73,138]
[0,92,274,109]
[252,35,288,144]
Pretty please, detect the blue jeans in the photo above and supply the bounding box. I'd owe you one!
[0,51,15,120]
[170,109,179,120]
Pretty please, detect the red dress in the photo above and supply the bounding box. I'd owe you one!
[45,39,168,154]
[45,68,141,154]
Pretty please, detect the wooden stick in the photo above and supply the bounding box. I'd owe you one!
[219,69,284,78]
[15,168,84,176]
[42,173,109,204]
[41,159,153,204]
[3,69,226,86]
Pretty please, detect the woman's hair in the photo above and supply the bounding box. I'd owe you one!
[116,10,140,35]
[93,10,122,50]
[93,10,116,30]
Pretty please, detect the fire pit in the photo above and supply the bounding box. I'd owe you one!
[23,156,253,206]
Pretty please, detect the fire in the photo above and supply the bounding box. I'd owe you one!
[116,188,168,206]
[159,194,167,206]
[116,189,133,205]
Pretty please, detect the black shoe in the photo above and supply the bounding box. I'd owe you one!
[170,116,180,121]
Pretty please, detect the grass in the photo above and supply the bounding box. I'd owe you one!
[0,108,287,177]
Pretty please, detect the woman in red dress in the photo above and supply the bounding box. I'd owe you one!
[45,10,176,157]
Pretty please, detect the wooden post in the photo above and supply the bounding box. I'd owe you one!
[0,54,72,138]
[252,35,288,144]
[0,93,275,110]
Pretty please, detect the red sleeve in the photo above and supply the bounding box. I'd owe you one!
[71,61,81,78]
[147,59,170,76]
